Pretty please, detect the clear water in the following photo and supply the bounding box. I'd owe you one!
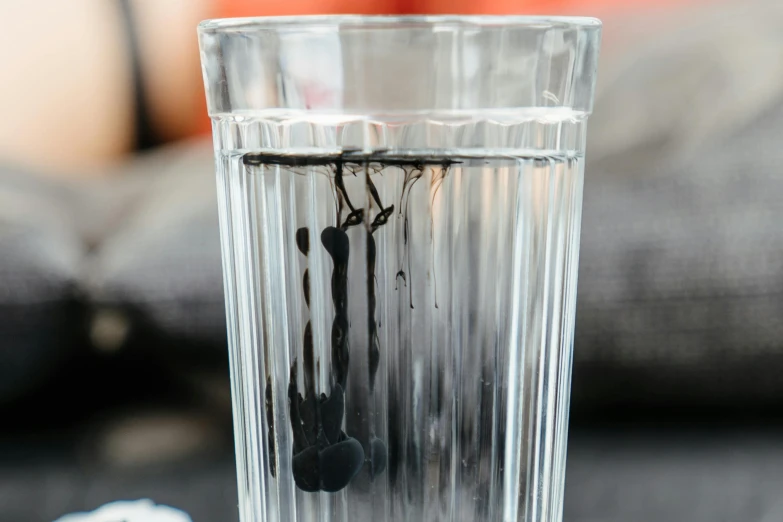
[213,115,585,522]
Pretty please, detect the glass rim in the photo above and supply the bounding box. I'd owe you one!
[197,14,602,34]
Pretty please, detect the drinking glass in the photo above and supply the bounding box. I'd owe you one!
[198,15,601,522]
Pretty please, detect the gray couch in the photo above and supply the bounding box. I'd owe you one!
[3,1,783,520]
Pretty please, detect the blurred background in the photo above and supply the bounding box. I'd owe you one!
[2,0,783,521]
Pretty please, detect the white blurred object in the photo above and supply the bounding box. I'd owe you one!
[53,499,192,522]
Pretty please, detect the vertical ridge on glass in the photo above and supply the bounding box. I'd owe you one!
[449,164,469,521]
[232,158,264,522]
[214,152,250,522]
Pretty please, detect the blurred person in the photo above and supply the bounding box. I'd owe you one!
[0,0,395,178]
[0,0,213,176]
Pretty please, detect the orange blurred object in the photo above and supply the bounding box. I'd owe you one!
[216,0,399,16]
[213,0,692,18]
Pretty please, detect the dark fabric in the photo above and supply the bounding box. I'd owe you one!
[87,140,227,360]
[572,0,783,410]
[565,425,783,522]
[0,167,84,403]
[1,456,237,522]
[3,419,782,522]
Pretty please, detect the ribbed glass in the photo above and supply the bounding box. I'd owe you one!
[199,16,601,522]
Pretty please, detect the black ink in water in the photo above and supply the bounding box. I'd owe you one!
[244,150,458,493]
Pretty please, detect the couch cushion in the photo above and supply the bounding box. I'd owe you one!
[86,139,226,363]
[573,0,783,409]
[565,424,783,522]
[0,166,84,403]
